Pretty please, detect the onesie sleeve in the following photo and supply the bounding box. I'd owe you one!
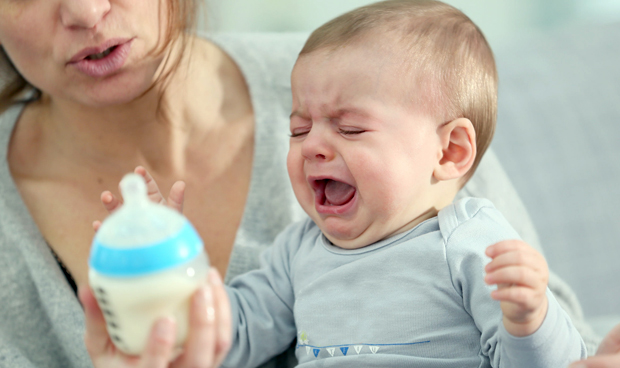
[441,198,586,367]
[222,219,312,368]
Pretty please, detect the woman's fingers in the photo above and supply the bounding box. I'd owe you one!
[211,270,232,365]
[597,323,620,355]
[570,354,620,368]
[172,270,231,368]
[78,286,111,356]
[173,282,217,367]
[140,317,178,368]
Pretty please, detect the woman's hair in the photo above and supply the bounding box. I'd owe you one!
[300,0,498,181]
[0,0,199,113]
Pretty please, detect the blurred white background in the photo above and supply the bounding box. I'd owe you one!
[202,0,620,48]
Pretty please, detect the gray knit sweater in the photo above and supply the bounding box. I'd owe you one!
[0,33,598,368]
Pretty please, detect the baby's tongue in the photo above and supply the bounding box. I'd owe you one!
[324,180,355,206]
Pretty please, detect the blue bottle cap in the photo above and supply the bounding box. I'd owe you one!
[89,220,203,277]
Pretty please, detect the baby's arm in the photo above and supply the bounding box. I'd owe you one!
[445,198,586,367]
[484,240,549,336]
[223,232,300,368]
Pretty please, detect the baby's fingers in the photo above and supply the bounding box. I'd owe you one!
[92,191,122,233]
[167,181,186,214]
[486,239,528,258]
[101,191,122,213]
[485,266,545,289]
[490,285,536,304]
[485,250,545,274]
[134,166,166,205]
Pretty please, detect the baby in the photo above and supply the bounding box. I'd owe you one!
[100,0,586,366]
[221,1,586,367]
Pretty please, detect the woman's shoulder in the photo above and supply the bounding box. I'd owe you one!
[201,32,308,88]
[204,32,308,62]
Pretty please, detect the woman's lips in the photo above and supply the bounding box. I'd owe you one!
[68,38,134,78]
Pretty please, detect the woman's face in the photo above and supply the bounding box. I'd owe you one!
[0,0,171,107]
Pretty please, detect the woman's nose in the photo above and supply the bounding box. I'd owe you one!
[59,0,111,29]
[301,128,334,162]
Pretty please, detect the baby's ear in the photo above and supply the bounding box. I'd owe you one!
[433,118,476,181]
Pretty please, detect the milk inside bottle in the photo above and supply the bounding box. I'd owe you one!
[89,173,209,355]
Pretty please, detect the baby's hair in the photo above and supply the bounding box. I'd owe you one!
[300,0,497,181]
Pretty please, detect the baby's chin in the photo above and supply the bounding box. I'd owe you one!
[326,236,370,250]
[321,225,389,250]
[320,218,423,250]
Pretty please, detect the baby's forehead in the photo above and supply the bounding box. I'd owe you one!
[293,27,449,118]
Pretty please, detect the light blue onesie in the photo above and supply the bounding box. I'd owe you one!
[224,197,586,367]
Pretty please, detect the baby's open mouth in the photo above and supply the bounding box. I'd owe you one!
[314,179,356,206]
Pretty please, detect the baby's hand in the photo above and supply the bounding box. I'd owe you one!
[92,166,186,231]
[484,240,549,337]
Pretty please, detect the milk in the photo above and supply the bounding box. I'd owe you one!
[89,173,209,355]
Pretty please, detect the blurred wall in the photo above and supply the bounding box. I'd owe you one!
[202,0,620,48]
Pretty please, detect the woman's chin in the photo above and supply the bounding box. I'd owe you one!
[82,90,147,108]
[56,61,163,108]
[69,77,157,108]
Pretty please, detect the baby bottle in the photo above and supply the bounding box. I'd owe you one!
[88,173,209,355]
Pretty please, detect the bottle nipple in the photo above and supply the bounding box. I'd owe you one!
[119,173,148,207]
[90,172,205,276]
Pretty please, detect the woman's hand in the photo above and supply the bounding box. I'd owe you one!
[79,269,232,368]
[86,166,232,366]
[569,323,620,367]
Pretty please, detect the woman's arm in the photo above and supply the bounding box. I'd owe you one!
[570,323,620,367]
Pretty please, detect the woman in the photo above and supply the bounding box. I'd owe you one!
[0,0,602,367]
[571,324,620,367]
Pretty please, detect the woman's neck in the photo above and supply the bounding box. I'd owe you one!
[33,38,229,178]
